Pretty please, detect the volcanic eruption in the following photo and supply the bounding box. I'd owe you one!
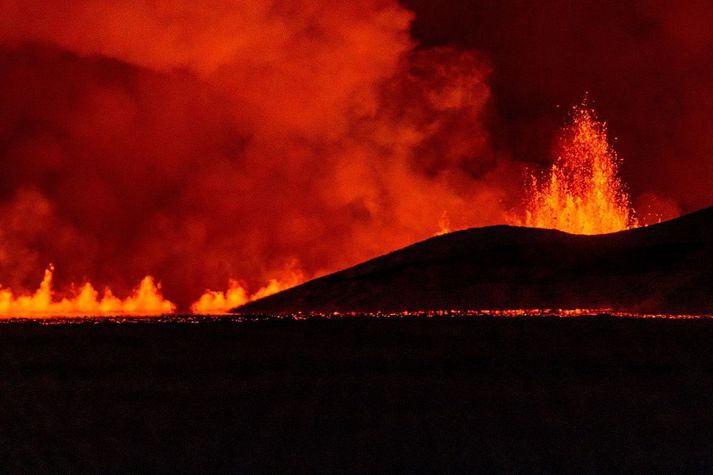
[0,0,710,318]
[0,99,695,317]
[235,104,713,315]
[5,4,713,475]
[523,103,637,235]
[0,266,175,317]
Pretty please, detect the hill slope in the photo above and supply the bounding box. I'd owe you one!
[236,206,713,314]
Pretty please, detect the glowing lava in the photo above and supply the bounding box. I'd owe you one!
[0,102,643,317]
[191,271,304,314]
[435,211,451,236]
[0,266,175,318]
[524,104,637,234]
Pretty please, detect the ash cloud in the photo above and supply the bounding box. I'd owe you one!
[0,0,517,308]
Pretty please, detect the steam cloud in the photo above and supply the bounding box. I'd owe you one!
[0,0,518,308]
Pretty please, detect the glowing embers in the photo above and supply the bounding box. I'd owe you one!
[524,104,637,234]
[0,266,175,318]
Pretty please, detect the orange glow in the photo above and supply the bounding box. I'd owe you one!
[0,266,175,318]
[434,211,451,236]
[190,280,249,315]
[524,104,637,234]
[191,270,304,314]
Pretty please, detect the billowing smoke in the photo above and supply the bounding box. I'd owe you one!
[406,0,713,223]
[0,0,519,308]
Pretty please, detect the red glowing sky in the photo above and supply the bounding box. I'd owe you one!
[0,0,711,310]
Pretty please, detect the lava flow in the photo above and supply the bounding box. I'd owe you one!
[0,266,175,318]
[523,104,637,235]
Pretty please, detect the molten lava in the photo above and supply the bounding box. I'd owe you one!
[190,280,249,315]
[191,271,304,314]
[435,211,452,236]
[524,105,637,234]
[0,264,306,317]
[0,266,175,318]
[0,101,642,317]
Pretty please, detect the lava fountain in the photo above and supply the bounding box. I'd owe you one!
[0,266,175,318]
[190,271,304,314]
[523,104,637,234]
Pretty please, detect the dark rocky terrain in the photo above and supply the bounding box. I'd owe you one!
[237,206,713,314]
[1,316,712,473]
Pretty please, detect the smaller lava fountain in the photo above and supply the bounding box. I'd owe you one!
[0,266,175,318]
[190,271,304,314]
[524,104,637,235]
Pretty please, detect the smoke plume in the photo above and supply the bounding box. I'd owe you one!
[0,0,517,308]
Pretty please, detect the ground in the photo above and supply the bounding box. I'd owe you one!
[1,316,712,473]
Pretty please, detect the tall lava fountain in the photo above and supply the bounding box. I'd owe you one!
[524,105,637,235]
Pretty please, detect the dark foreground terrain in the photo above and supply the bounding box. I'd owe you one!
[1,316,712,473]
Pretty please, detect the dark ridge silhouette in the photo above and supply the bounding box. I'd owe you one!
[236,206,713,314]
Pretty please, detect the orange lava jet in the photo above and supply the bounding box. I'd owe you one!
[524,104,637,234]
[435,211,451,236]
[191,271,304,314]
[0,266,175,318]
